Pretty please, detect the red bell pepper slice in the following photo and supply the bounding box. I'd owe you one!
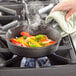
[45,41,56,46]
[49,41,56,44]
[10,38,24,47]
[20,32,31,37]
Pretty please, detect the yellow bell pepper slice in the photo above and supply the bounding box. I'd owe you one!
[16,37,29,47]
[27,38,42,47]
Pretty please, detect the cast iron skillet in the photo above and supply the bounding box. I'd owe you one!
[6,25,61,58]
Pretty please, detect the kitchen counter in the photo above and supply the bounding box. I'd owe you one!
[0,64,76,76]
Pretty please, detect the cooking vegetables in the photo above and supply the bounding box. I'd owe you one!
[10,32,56,47]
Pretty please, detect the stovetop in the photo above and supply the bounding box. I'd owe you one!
[0,0,76,76]
[0,35,76,76]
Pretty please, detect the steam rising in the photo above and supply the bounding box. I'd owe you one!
[23,1,61,41]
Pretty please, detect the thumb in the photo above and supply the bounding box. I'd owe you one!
[65,9,74,21]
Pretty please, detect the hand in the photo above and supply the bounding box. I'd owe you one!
[50,0,76,21]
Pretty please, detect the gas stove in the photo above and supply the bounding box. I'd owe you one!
[0,0,76,76]
[0,33,76,76]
